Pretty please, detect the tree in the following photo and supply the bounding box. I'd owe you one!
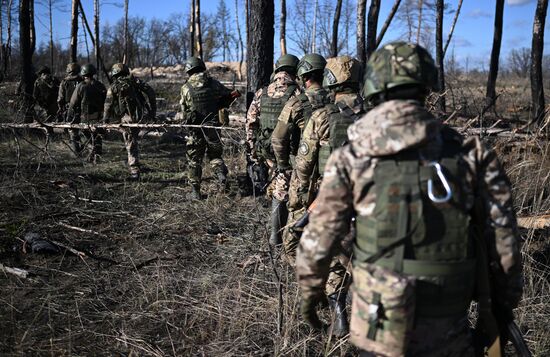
[190,0,195,57]
[366,0,380,58]
[70,0,78,62]
[235,0,245,79]
[123,0,129,63]
[194,0,203,59]
[485,0,504,108]
[247,0,274,96]
[216,0,231,62]
[330,0,343,57]
[94,0,100,78]
[435,0,445,112]
[280,0,287,55]
[443,0,462,58]
[530,0,548,124]
[508,48,530,78]
[357,0,366,64]
[376,0,402,48]
[19,0,34,122]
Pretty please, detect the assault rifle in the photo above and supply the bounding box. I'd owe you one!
[246,154,270,195]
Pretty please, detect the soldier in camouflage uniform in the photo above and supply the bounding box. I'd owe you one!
[270,54,330,246]
[68,64,106,162]
[33,66,60,121]
[180,57,239,199]
[246,54,301,245]
[284,56,364,337]
[58,62,83,154]
[296,42,523,356]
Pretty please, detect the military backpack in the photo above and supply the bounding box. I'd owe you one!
[111,76,146,122]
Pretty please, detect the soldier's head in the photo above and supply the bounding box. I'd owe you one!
[185,56,206,75]
[297,53,327,88]
[363,41,438,105]
[274,54,299,77]
[110,63,130,78]
[66,62,81,75]
[37,66,51,76]
[323,56,362,94]
[80,64,97,79]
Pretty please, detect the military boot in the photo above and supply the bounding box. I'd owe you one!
[217,164,229,192]
[270,198,288,246]
[328,292,349,338]
[189,184,202,200]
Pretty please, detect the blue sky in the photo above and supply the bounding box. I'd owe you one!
[35,0,542,67]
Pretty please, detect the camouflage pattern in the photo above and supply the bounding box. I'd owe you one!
[66,62,81,75]
[33,73,60,118]
[363,42,439,100]
[110,62,130,78]
[296,99,523,355]
[58,74,83,112]
[323,56,362,89]
[180,72,233,187]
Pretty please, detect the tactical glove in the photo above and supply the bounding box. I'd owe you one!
[300,292,328,331]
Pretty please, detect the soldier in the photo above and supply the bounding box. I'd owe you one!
[58,62,83,154]
[285,56,364,337]
[33,65,60,121]
[296,42,523,356]
[68,64,106,162]
[246,53,301,244]
[103,63,156,180]
[180,56,240,199]
[270,54,330,246]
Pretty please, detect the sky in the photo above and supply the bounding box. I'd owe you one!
[33,0,543,68]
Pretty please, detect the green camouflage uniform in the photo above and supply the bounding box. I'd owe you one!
[58,73,83,152]
[179,71,233,188]
[33,73,60,120]
[68,78,107,159]
[103,75,156,175]
[296,99,523,356]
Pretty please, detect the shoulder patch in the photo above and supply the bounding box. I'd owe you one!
[299,142,310,155]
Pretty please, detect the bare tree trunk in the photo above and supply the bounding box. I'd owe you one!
[29,0,35,55]
[78,2,111,82]
[280,0,287,55]
[531,0,549,124]
[357,0,366,64]
[311,0,318,52]
[94,0,100,78]
[195,0,203,59]
[1,1,4,75]
[6,0,13,75]
[247,0,274,93]
[416,0,423,44]
[19,0,34,122]
[190,0,195,57]
[48,0,54,69]
[235,0,245,80]
[81,14,90,62]
[70,0,79,63]
[366,0,380,58]
[330,0,343,57]
[123,0,129,64]
[435,0,445,112]
[486,0,504,107]
[376,0,401,48]
[443,0,463,58]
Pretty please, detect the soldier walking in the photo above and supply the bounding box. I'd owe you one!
[33,66,60,122]
[58,62,83,154]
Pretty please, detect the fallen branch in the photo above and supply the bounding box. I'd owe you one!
[58,222,106,238]
[517,213,550,229]
[0,263,29,279]
[0,122,242,131]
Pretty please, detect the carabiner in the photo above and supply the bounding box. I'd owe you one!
[427,162,453,203]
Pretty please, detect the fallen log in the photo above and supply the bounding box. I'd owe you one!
[0,264,29,279]
[0,122,242,131]
[517,214,550,229]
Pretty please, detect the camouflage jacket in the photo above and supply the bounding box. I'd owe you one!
[103,75,156,123]
[271,83,329,170]
[245,71,301,151]
[69,78,107,119]
[179,72,232,124]
[33,74,60,113]
[296,99,523,314]
[57,74,83,111]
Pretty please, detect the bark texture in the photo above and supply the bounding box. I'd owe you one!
[357,0,367,64]
[486,0,504,107]
[330,0,343,57]
[247,0,274,99]
[436,0,445,112]
[531,0,549,124]
[70,0,79,62]
[366,0,380,58]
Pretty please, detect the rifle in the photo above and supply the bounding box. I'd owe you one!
[246,154,270,195]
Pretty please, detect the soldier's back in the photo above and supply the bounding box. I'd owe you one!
[78,79,106,115]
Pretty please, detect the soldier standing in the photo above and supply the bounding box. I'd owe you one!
[270,54,330,247]
[58,62,83,154]
[180,57,240,199]
[296,42,523,356]
[33,66,60,121]
[68,64,106,162]
[246,54,301,244]
[103,63,156,180]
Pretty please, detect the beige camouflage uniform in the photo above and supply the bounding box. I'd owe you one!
[297,99,523,356]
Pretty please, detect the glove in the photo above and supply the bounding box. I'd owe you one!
[297,186,310,208]
[300,292,328,331]
[231,90,242,99]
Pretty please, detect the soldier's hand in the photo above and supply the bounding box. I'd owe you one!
[231,90,241,99]
[300,293,328,331]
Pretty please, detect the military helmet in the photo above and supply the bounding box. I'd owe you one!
[185,56,206,74]
[37,65,51,75]
[363,41,438,100]
[297,53,327,78]
[66,62,81,75]
[323,56,362,89]
[110,63,130,78]
[80,64,97,77]
[274,54,299,74]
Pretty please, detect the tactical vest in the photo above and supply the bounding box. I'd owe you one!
[299,88,330,129]
[184,80,219,124]
[112,77,144,121]
[63,78,80,107]
[353,140,475,318]
[318,102,358,173]
[256,84,297,160]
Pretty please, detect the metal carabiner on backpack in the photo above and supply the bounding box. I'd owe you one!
[427,162,453,203]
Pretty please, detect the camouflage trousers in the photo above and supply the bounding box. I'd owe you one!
[69,113,103,160]
[185,126,226,187]
[358,314,474,357]
[122,115,140,174]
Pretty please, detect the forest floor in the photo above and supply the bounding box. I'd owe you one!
[0,75,549,356]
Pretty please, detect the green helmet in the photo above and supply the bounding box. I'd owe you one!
[323,56,362,89]
[185,56,206,74]
[111,63,130,78]
[274,54,299,74]
[66,62,81,75]
[37,66,51,75]
[297,53,327,78]
[80,64,97,77]
[363,41,438,100]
